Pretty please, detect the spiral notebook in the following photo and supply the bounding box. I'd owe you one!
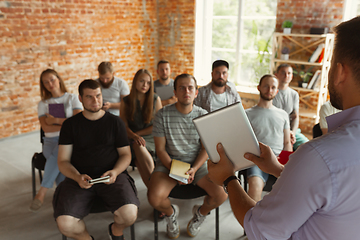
[193,102,260,171]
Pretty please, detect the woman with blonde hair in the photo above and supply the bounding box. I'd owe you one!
[30,69,82,212]
[120,69,162,187]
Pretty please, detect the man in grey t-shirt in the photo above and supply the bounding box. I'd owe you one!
[273,64,309,150]
[154,60,177,106]
[95,61,130,116]
[148,74,227,239]
[245,75,292,202]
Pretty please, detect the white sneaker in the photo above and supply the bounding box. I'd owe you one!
[165,204,180,239]
[187,205,207,237]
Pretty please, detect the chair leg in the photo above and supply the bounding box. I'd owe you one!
[31,161,36,199]
[154,209,159,240]
[62,234,67,240]
[131,224,135,240]
[215,207,219,240]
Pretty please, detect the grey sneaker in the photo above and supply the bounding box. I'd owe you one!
[165,204,180,239]
[187,205,207,237]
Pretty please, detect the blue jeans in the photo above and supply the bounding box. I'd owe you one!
[41,136,65,189]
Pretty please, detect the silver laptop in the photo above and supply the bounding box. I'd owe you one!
[193,102,260,171]
[156,85,174,100]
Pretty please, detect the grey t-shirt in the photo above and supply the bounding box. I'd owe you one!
[272,87,299,118]
[154,79,174,100]
[152,104,208,163]
[95,76,130,116]
[246,105,290,156]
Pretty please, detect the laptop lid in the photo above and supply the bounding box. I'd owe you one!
[193,102,260,171]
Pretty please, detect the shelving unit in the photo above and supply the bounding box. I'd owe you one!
[270,33,335,124]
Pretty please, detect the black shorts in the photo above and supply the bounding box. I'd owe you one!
[53,172,140,219]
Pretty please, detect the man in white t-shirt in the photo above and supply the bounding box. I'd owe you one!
[95,61,130,116]
[273,63,308,150]
[245,75,292,202]
[194,60,241,112]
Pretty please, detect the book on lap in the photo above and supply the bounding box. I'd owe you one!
[49,103,66,118]
[169,159,190,184]
[193,102,260,171]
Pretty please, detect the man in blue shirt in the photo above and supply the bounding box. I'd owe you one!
[208,16,360,239]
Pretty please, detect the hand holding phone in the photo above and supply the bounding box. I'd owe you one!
[88,176,110,184]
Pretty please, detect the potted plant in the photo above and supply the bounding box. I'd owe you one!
[294,65,314,88]
[282,20,293,34]
[280,47,290,60]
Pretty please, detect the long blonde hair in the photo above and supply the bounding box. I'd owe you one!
[126,69,154,124]
[39,69,68,100]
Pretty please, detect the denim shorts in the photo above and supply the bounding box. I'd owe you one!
[247,165,269,183]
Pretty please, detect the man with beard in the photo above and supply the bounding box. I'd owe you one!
[208,16,360,239]
[194,60,240,112]
[273,63,308,150]
[154,60,177,106]
[96,61,130,116]
[245,75,292,202]
[148,74,227,239]
[54,80,139,240]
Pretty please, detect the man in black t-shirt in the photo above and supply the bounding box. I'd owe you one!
[53,80,139,240]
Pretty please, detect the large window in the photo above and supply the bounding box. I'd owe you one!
[195,0,277,87]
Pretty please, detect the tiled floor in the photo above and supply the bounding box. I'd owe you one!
[0,131,247,240]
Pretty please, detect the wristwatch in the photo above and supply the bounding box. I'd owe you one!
[223,175,239,194]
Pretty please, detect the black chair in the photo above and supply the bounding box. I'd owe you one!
[31,128,46,198]
[153,184,220,240]
[61,196,135,240]
[31,152,47,198]
[312,123,323,139]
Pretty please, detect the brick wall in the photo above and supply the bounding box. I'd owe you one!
[0,0,346,138]
[0,0,196,139]
[276,0,344,33]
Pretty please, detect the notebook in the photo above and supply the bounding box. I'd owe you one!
[156,85,174,100]
[193,102,260,171]
[169,159,190,184]
[49,103,66,118]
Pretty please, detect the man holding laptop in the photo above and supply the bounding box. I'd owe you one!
[208,17,360,239]
[245,74,292,202]
[148,73,227,239]
[154,60,177,106]
[194,60,241,112]
[54,80,139,240]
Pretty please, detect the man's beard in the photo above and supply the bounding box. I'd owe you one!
[99,77,114,88]
[84,106,102,113]
[328,78,343,110]
[259,92,275,101]
[212,78,227,87]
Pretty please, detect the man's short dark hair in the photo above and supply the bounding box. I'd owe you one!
[212,60,229,70]
[174,73,198,90]
[333,16,360,85]
[157,60,170,68]
[78,79,101,96]
[258,74,278,86]
[276,63,292,73]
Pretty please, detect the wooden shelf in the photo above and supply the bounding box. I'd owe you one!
[270,33,334,124]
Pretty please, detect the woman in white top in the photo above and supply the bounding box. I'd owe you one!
[29,69,82,212]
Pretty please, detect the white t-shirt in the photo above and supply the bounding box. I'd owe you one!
[210,91,228,111]
[38,92,83,137]
[96,76,130,116]
[319,101,341,129]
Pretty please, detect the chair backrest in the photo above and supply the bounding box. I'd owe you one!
[312,123,323,139]
[169,184,207,199]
